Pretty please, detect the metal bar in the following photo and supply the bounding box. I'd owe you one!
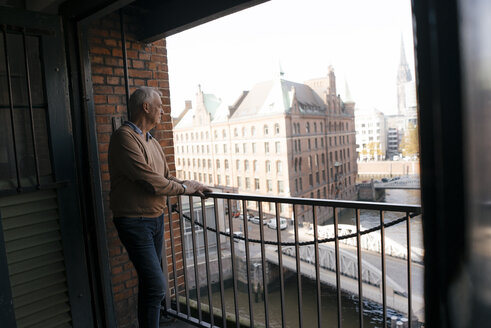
[202,192,421,213]
[2,27,22,190]
[333,207,342,328]
[0,104,47,109]
[166,197,180,314]
[406,211,412,326]
[242,200,255,327]
[241,201,254,327]
[177,197,191,317]
[356,209,364,328]
[293,205,303,328]
[22,31,40,187]
[213,198,227,328]
[380,210,387,327]
[258,201,270,328]
[227,199,240,328]
[201,198,214,327]
[312,206,322,328]
[275,202,286,328]
[188,196,202,323]
[119,9,130,119]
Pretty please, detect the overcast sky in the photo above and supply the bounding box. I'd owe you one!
[166,0,415,117]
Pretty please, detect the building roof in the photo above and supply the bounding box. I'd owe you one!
[230,78,325,120]
[173,91,223,129]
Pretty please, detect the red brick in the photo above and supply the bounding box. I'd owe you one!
[110,253,129,267]
[113,68,124,76]
[126,49,138,59]
[114,289,132,302]
[104,38,119,47]
[113,271,131,284]
[91,47,111,55]
[105,57,124,66]
[96,116,111,124]
[107,95,121,104]
[112,48,123,57]
[113,283,125,295]
[129,69,152,79]
[109,30,122,39]
[88,27,109,37]
[97,124,113,134]
[150,54,165,62]
[147,80,158,87]
[92,65,113,75]
[93,95,107,104]
[125,279,138,288]
[95,105,116,115]
[107,76,120,85]
[112,265,123,275]
[92,75,105,84]
[114,86,126,95]
[123,262,133,271]
[116,105,127,113]
[91,55,104,64]
[132,60,144,69]
[139,53,151,60]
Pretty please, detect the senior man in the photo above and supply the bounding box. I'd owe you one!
[108,86,211,327]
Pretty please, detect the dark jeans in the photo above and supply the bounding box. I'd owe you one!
[114,214,167,328]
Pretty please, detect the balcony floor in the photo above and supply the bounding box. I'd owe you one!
[161,319,195,328]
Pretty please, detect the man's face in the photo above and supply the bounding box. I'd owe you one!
[145,92,163,127]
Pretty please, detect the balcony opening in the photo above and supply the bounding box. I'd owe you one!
[167,0,421,327]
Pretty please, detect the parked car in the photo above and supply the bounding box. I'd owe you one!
[249,216,267,225]
[225,229,244,242]
[267,218,288,230]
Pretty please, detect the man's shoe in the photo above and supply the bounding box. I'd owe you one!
[159,312,176,326]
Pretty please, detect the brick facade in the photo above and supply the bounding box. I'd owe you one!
[87,13,182,327]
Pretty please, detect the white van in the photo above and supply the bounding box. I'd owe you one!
[267,218,288,230]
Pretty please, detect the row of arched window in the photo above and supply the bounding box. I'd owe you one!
[177,157,284,174]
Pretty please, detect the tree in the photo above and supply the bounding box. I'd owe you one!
[367,141,382,160]
[401,123,419,158]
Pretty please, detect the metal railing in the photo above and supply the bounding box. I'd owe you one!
[165,192,422,328]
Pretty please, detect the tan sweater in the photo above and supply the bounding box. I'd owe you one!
[108,125,185,217]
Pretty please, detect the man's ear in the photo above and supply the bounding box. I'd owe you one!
[143,102,150,113]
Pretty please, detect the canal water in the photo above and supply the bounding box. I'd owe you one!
[189,189,422,327]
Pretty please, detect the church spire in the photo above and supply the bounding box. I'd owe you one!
[397,35,412,115]
[397,35,412,83]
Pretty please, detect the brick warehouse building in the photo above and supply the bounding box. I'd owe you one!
[173,67,357,224]
[0,1,488,328]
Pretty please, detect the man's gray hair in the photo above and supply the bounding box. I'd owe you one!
[128,86,162,119]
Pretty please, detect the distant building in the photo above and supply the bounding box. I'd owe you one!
[387,127,401,159]
[355,108,387,161]
[173,67,357,223]
[386,37,418,159]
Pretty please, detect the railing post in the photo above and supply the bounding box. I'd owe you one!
[200,198,214,326]
[227,199,240,328]
[189,196,202,323]
[275,202,286,328]
[356,209,364,328]
[214,198,227,328]
[177,196,191,317]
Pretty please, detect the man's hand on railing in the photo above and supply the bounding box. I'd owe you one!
[182,180,212,198]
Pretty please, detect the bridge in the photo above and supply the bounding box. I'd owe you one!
[264,240,424,321]
[357,177,420,201]
[373,177,420,190]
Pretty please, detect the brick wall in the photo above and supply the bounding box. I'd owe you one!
[87,12,183,327]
